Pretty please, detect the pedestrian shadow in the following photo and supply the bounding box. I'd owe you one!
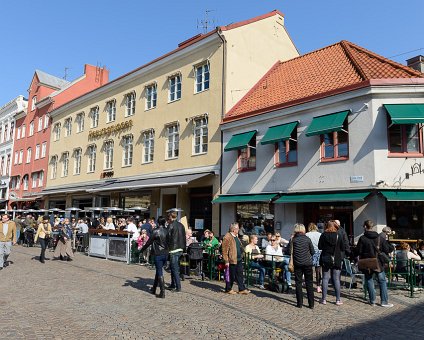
[189,279,225,293]
[123,276,154,293]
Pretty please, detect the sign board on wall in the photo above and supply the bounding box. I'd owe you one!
[195,219,204,230]
[350,176,364,183]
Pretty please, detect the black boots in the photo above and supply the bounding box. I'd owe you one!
[158,276,165,298]
[150,274,158,295]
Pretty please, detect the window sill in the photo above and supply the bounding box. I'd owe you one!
[194,88,209,95]
[122,164,132,168]
[73,173,81,176]
[144,107,157,112]
[275,162,297,168]
[168,98,181,104]
[192,152,207,157]
[87,171,95,174]
[237,168,256,173]
[142,161,153,165]
[106,120,116,124]
[388,153,424,158]
[124,114,135,118]
[165,157,178,161]
[320,157,349,163]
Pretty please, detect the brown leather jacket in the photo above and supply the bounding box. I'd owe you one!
[222,232,242,265]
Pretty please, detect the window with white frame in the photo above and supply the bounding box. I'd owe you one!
[73,148,82,175]
[0,157,4,175]
[41,142,47,158]
[193,116,208,154]
[38,117,43,131]
[23,175,29,190]
[9,122,14,140]
[64,118,72,137]
[145,84,157,110]
[14,151,18,165]
[21,124,26,138]
[35,144,40,160]
[104,140,114,169]
[50,156,58,179]
[106,100,116,123]
[166,124,179,159]
[38,170,44,187]
[19,150,23,164]
[3,125,8,142]
[87,144,97,173]
[17,127,21,139]
[61,152,69,177]
[32,172,38,188]
[29,121,34,136]
[31,96,37,111]
[26,148,32,163]
[76,112,85,133]
[122,135,133,166]
[5,155,10,176]
[142,130,154,163]
[169,74,181,102]
[238,135,256,172]
[53,123,61,141]
[44,115,49,129]
[89,106,99,128]
[11,175,20,190]
[125,92,136,117]
[195,62,210,93]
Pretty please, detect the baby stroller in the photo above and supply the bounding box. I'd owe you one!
[23,227,36,247]
[187,243,205,280]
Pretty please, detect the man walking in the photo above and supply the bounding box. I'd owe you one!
[0,214,17,270]
[166,212,186,292]
[222,222,250,294]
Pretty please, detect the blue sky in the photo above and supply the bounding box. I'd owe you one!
[0,0,422,105]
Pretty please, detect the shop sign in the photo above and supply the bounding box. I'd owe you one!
[350,176,364,183]
[88,120,133,139]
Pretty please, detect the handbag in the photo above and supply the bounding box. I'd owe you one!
[358,237,382,272]
[288,240,294,273]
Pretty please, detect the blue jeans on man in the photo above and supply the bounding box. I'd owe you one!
[169,250,183,291]
[365,270,389,305]
[282,255,292,285]
[250,261,265,286]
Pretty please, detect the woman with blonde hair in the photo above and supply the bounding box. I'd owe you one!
[292,223,315,308]
[306,223,322,292]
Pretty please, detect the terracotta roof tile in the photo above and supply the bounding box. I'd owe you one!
[224,40,423,122]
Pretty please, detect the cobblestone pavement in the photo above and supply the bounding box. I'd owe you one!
[1,246,423,339]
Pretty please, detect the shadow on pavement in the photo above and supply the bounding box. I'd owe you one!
[123,276,154,293]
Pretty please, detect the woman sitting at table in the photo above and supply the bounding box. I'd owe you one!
[244,235,266,289]
[103,217,116,230]
[396,242,421,272]
[265,235,284,281]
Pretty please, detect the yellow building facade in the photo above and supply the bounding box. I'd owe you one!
[44,11,299,234]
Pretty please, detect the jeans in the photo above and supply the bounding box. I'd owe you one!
[365,271,389,305]
[250,261,265,285]
[282,256,292,285]
[16,230,21,244]
[170,251,183,289]
[39,238,47,262]
[226,261,246,292]
[154,254,168,277]
[322,268,341,301]
[0,241,12,268]
[294,265,314,307]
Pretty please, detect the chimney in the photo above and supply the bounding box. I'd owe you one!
[406,55,424,73]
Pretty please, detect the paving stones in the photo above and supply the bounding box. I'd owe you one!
[1,246,423,339]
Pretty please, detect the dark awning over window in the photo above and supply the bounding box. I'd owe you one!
[224,130,256,151]
[261,121,298,145]
[212,193,278,204]
[305,110,350,137]
[384,104,424,124]
[274,191,370,203]
[380,190,424,201]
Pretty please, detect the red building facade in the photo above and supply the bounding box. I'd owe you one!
[9,65,108,209]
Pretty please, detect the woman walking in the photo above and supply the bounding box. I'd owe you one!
[292,223,315,308]
[140,216,169,298]
[318,220,348,305]
[34,216,52,263]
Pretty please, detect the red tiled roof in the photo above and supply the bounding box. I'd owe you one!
[224,40,424,122]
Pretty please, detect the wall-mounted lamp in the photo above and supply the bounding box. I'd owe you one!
[413,214,418,221]
[391,213,396,221]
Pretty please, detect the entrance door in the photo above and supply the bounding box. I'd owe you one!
[162,194,176,214]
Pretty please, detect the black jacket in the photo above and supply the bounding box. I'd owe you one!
[356,231,394,271]
[318,231,348,269]
[167,220,186,252]
[292,234,314,267]
[140,226,169,256]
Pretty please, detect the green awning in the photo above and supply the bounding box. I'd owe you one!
[384,104,424,124]
[261,121,299,145]
[305,110,350,137]
[224,130,256,151]
[212,193,277,204]
[380,190,424,201]
[274,191,370,203]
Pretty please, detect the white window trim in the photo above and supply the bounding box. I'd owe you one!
[165,123,179,160]
[192,115,208,155]
[125,92,136,117]
[194,61,210,94]
[145,83,157,111]
[142,129,155,164]
[87,144,97,173]
[106,100,117,123]
[168,73,182,103]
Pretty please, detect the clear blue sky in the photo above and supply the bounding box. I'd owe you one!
[1,0,422,105]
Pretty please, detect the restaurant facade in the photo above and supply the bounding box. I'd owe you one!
[217,41,424,240]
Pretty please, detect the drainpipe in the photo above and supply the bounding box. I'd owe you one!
[217,29,227,236]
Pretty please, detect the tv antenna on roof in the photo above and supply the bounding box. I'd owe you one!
[197,10,216,34]
[63,67,70,80]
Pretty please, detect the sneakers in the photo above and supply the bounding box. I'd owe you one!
[238,289,251,295]
[226,290,237,295]
[381,303,394,308]
[370,302,377,307]
[336,300,343,306]
[258,285,266,290]
[317,286,322,293]
[320,299,326,305]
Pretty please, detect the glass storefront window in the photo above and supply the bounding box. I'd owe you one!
[236,202,274,235]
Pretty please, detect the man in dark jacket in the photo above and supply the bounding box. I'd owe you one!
[356,219,394,307]
[166,212,186,292]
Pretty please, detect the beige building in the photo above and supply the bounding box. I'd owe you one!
[44,10,299,233]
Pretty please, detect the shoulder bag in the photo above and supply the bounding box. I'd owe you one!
[358,237,381,272]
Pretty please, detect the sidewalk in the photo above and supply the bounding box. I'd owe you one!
[1,246,422,339]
